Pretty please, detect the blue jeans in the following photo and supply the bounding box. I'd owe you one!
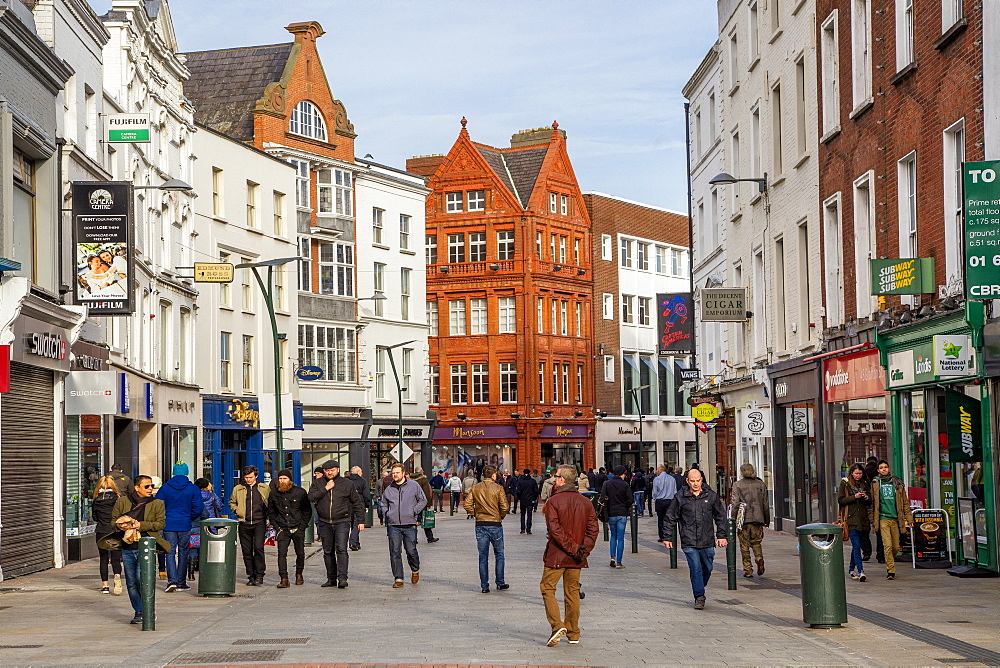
[475,525,505,589]
[633,492,644,514]
[163,530,191,585]
[848,529,865,574]
[122,550,142,614]
[609,515,627,563]
[682,546,715,599]
[386,525,419,582]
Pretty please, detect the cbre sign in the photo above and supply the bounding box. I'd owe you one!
[963,161,1000,299]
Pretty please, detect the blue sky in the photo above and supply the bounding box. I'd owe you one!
[97,0,718,211]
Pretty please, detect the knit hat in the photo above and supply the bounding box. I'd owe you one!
[276,468,293,480]
[172,462,189,477]
[612,465,627,476]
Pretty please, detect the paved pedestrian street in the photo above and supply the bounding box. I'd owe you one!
[2,513,1000,667]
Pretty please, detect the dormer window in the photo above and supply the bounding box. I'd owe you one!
[290,101,327,141]
[467,190,485,211]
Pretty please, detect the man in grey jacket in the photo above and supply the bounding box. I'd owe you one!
[730,463,770,578]
[379,462,427,588]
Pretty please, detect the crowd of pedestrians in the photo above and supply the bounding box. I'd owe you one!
[94,454,914,639]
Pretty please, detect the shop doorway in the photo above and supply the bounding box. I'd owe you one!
[782,403,818,526]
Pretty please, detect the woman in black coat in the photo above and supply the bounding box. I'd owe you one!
[92,475,123,595]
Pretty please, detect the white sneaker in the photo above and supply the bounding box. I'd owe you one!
[849,570,859,580]
[113,575,123,596]
[546,627,567,646]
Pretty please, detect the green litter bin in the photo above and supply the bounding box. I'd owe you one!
[198,518,238,598]
[796,523,847,628]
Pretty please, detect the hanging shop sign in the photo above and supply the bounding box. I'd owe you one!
[691,402,719,422]
[823,349,887,402]
[193,262,235,283]
[962,160,1000,299]
[433,424,519,440]
[742,407,770,438]
[65,371,117,415]
[71,182,134,316]
[656,293,693,355]
[105,114,151,143]
[0,345,8,393]
[869,258,935,295]
[678,368,700,382]
[539,424,588,438]
[296,365,324,381]
[945,389,982,463]
[700,288,748,321]
[695,420,717,433]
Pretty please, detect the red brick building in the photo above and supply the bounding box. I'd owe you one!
[407,121,595,475]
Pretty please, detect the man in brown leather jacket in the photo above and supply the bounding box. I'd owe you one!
[464,465,509,593]
[540,465,599,647]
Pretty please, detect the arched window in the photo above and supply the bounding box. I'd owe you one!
[289,100,327,141]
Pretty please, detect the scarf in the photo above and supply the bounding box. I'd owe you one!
[125,490,149,521]
[878,473,896,485]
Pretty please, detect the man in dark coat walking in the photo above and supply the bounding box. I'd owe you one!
[661,468,727,610]
[308,460,365,588]
[347,466,372,551]
[268,469,311,588]
[515,469,540,534]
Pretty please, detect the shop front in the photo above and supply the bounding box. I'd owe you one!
[822,348,889,523]
[203,395,304,510]
[711,376,769,499]
[769,359,822,532]
[597,418,693,473]
[1,298,83,578]
[64,339,113,561]
[430,424,519,477]
[877,303,995,571]
[539,423,588,474]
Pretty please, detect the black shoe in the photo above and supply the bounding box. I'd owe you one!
[497,583,509,590]
[255,576,264,586]
[337,580,348,588]
[246,578,257,586]
[482,587,490,593]
[520,530,526,534]
[130,612,142,624]
[349,545,361,551]
[886,572,895,580]
[427,537,440,543]
[526,530,532,535]
[321,580,337,587]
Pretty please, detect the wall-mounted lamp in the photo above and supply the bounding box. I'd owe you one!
[552,265,562,272]
[542,410,553,418]
[489,264,500,271]
[595,411,608,419]
[577,268,586,275]
[456,413,467,420]
[439,266,450,273]
[708,171,768,193]
[573,410,583,418]
[510,412,521,419]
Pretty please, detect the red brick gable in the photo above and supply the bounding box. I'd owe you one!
[525,126,592,227]
[251,21,356,164]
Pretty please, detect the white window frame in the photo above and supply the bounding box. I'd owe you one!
[621,294,634,324]
[290,159,309,209]
[821,11,840,137]
[449,299,467,336]
[620,237,633,268]
[943,119,966,286]
[823,194,845,326]
[289,100,327,140]
[500,362,517,403]
[469,232,486,262]
[603,355,615,382]
[638,297,651,326]
[942,0,963,30]
[401,348,412,400]
[602,293,614,320]
[467,190,485,211]
[318,242,354,297]
[499,296,516,333]
[446,192,463,212]
[851,0,873,110]
[470,297,487,335]
[297,240,310,292]
[853,171,877,319]
[450,364,468,404]
[448,233,465,263]
[549,193,558,213]
[372,207,384,245]
[399,214,410,249]
[748,0,760,65]
[220,332,231,390]
[373,262,385,316]
[427,299,439,336]
[497,230,515,260]
[895,0,914,71]
[472,363,489,404]
[400,267,411,320]
[601,234,612,260]
[771,81,784,175]
[426,234,437,264]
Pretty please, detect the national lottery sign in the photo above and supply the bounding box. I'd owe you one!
[71,182,134,316]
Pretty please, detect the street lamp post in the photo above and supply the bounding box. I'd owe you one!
[628,384,650,466]
[235,257,300,477]
[383,340,417,467]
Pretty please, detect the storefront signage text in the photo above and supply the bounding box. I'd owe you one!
[742,408,770,437]
[72,353,104,370]
[656,292,693,355]
[700,288,748,321]
[945,389,982,463]
[963,160,1000,299]
[823,350,887,403]
[774,382,788,398]
[618,426,640,435]
[377,427,424,438]
[691,403,719,422]
[296,365,324,381]
[869,258,935,295]
[168,400,196,412]
[433,424,519,440]
[453,427,486,438]
[27,332,66,360]
[934,335,973,376]
[105,114,150,143]
[229,399,260,428]
[888,339,975,388]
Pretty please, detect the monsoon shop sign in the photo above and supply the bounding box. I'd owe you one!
[869,258,935,295]
[701,288,747,321]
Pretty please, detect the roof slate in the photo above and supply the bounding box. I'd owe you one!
[475,145,548,208]
[182,43,293,142]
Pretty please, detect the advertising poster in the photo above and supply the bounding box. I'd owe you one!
[963,160,1000,300]
[71,182,134,315]
[945,389,983,463]
[911,508,949,560]
[656,292,693,355]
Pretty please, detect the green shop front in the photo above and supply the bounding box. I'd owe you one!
[876,302,995,572]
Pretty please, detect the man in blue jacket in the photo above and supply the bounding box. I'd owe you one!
[157,462,204,592]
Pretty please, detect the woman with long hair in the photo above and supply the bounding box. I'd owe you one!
[838,463,872,582]
[92,475,123,594]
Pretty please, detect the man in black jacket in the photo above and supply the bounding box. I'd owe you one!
[268,469,311,588]
[308,460,365,588]
[601,465,633,568]
[515,469,539,535]
[347,466,372,551]
[661,468,727,610]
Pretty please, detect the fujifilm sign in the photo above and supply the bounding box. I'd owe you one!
[105,114,150,143]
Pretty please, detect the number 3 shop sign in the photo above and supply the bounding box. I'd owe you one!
[963,160,1000,299]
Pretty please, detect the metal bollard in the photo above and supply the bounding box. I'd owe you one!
[669,525,678,569]
[630,504,639,553]
[449,491,455,516]
[726,517,737,591]
[365,499,374,528]
[139,537,156,631]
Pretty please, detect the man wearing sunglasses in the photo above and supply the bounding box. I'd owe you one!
[540,465,598,647]
[111,475,166,624]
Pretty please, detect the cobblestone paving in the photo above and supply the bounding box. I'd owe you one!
[1,512,999,666]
